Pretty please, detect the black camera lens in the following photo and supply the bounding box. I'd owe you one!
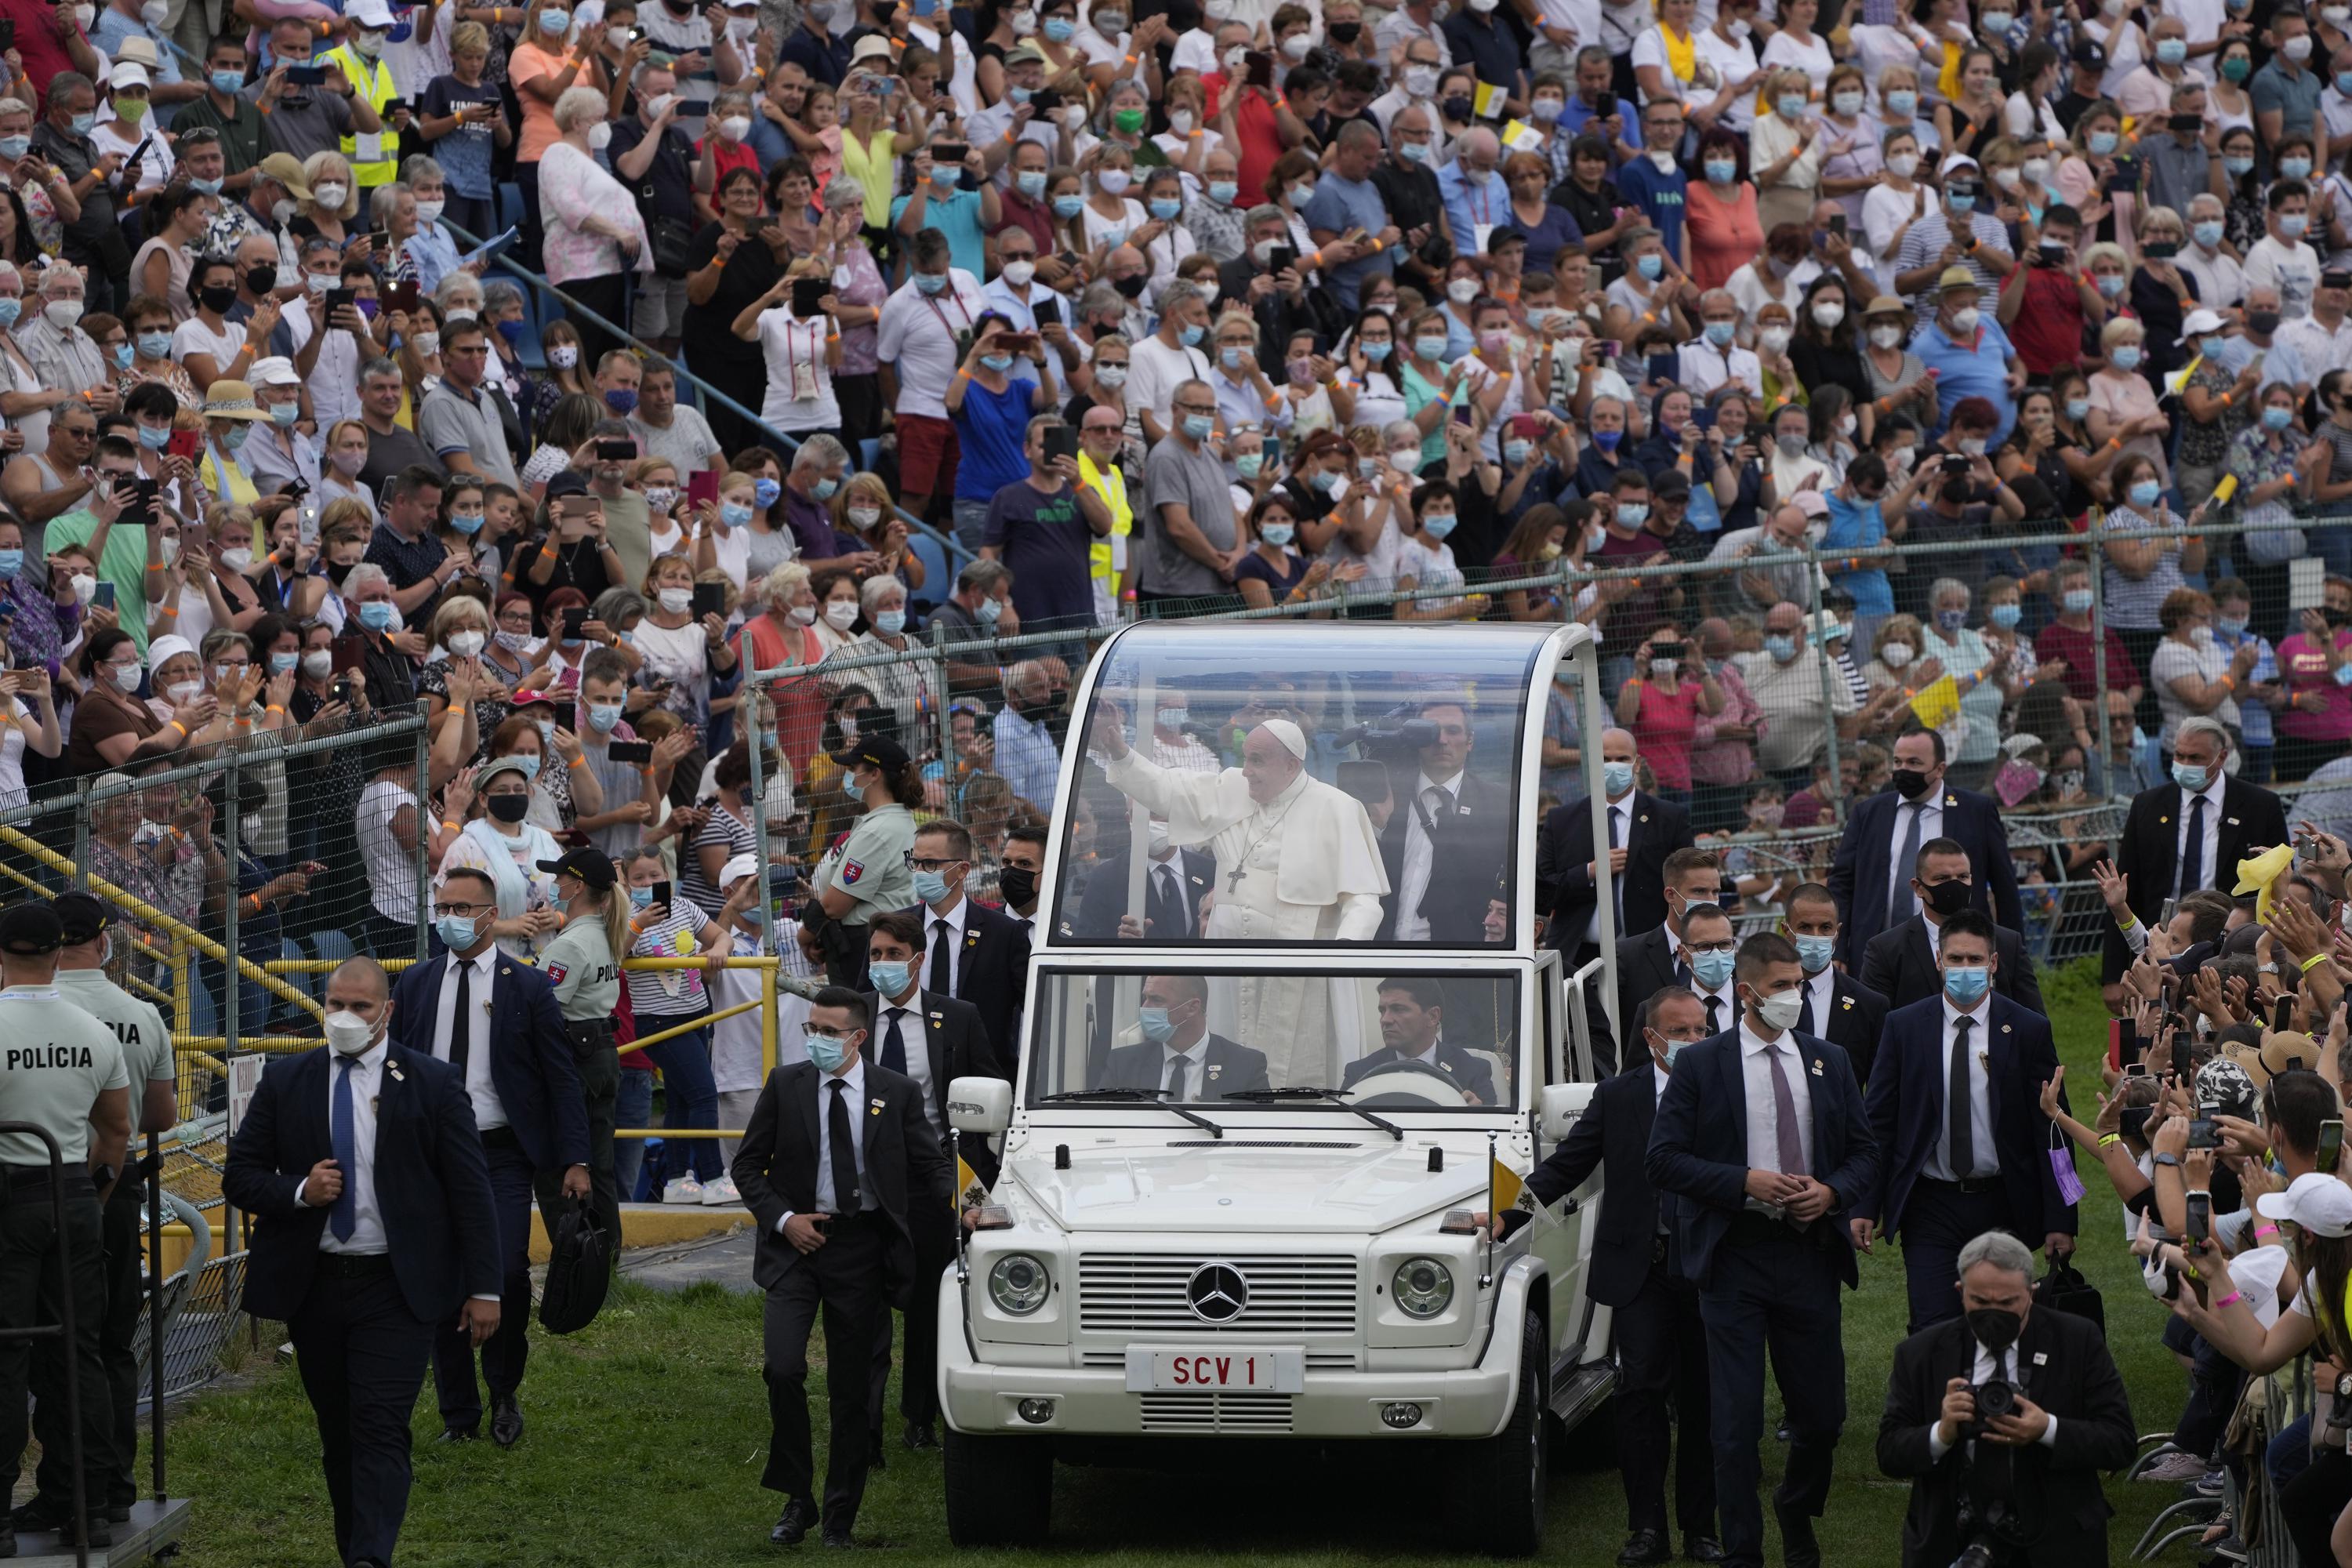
[1973,1378,2017,1420]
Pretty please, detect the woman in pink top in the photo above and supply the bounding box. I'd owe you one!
[510,0,612,265]
[2274,593,2352,782]
[1615,622,1726,805]
[1686,127,1763,292]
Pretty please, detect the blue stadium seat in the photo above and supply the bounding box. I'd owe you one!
[858,438,879,473]
[907,532,949,613]
[497,181,524,240]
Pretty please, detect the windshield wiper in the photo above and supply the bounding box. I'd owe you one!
[1037,1088,1225,1138]
[1223,1087,1403,1141]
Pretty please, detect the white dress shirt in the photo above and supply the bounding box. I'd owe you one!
[1926,996,1998,1181]
[1887,792,1944,913]
[2174,773,2227,897]
[875,986,938,1134]
[432,948,507,1134]
[1925,916,1946,963]
[800,1054,874,1221]
[1394,768,1464,943]
[1158,1037,1207,1100]
[1584,794,1633,946]
[1923,1334,2063,1459]
[1739,1021,1815,1177]
[924,895,971,996]
[314,1040,389,1256]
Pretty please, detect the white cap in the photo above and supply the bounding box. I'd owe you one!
[2179,307,2227,343]
[110,62,151,90]
[1791,490,1830,518]
[1940,153,1980,177]
[347,0,397,27]
[1257,717,1307,760]
[144,633,195,672]
[720,852,759,887]
[2256,1171,2352,1238]
[249,355,299,388]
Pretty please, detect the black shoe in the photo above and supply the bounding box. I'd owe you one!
[1774,1504,1820,1568]
[769,1498,819,1546]
[902,1420,938,1450]
[105,1500,130,1524]
[820,1526,855,1548]
[490,1396,523,1448]
[74,1516,110,1550]
[436,1425,481,1443]
[0,1522,16,1558]
[1684,1534,1726,1563]
[866,1432,886,1471]
[1616,1528,1671,1566]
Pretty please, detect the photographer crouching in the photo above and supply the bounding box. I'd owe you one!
[1877,1231,2136,1567]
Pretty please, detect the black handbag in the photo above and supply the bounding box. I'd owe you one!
[2035,1256,2104,1338]
[537,1196,613,1334]
[645,209,698,278]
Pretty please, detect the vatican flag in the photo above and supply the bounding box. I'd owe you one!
[1493,1156,1530,1217]
[955,1154,989,1214]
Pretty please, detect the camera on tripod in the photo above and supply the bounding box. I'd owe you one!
[1335,705,1438,760]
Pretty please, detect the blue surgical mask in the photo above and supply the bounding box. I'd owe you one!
[506,753,542,781]
[1776,93,1806,120]
[1362,339,1392,361]
[67,112,94,137]
[1209,180,1239,203]
[137,332,172,362]
[1016,169,1047,198]
[2281,213,2311,240]
[976,595,1004,624]
[875,608,906,636]
[2264,404,2295,430]
[1988,602,2021,628]
[1947,191,1976,212]
[1636,252,1664,281]
[434,914,477,950]
[1765,633,1797,661]
[449,509,485,535]
[2172,760,2212,794]
[2155,37,2187,63]
[1044,15,1074,38]
[981,352,1014,372]
[1943,964,1991,1005]
[753,477,782,507]
[1617,501,1648,528]
[586,702,622,733]
[358,601,396,631]
[2063,397,2090,422]
[1422,511,1457,539]
[111,341,133,370]
[912,868,950,904]
[2088,129,2119,156]
[2194,220,2224,249]
[2063,588,2093,614]
[1053,194,1085,218]
[1220,346,1246,369]
[2128,477,2161,508]
[2224,154,2256,177]
[1399,139,1430,165]
[1137,1005,1176,1043]
[1504,437,1532,465]
[0,299,20,331]
[1887,89,1917,117]
[1182,413,1214,440]
[869,958,913,996]
[1235,452,1263,478]
[1149,198,1181,220]
[210,69,244,94]
[629,885,655,909]
[915,271,949,295]
[1414,335,1447,360]
[270,651,299,676]
[1260,521,1294,546]
[1178,323,1206,347]
[720,500,754,527]
[0,550,20,581]
[1704,158,1737,183]
[1794,934,1835,974]
[0,136,25,160]
[2283,157,2314,180]
[2110,343,2143,372]
[805,1031,849,1072]
[2336,663,2352,688]
[1704,320,1735,347]
[2216,615,2248,637]
[1689,949,1736,990]
[1602,759,1635,796]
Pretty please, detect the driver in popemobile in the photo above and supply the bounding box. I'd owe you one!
[1102,974,1272,1099]
[1341,978,1494,1105]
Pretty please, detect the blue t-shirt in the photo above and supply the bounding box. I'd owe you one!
[1910,317,2019,445]
[982,477,1094,630]
[1821,489,1892,616]
[951,375,1037,502]
[892,187,989,281]
[1301,173,1390,314]
[1610,157,1688,266]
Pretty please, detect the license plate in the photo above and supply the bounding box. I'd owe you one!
[1124,1347,1304,1392]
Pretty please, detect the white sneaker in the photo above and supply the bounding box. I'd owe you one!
[662,1173,706,1205]
[699,1174,741,1207]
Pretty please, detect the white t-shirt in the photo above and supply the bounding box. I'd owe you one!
[1759,28,1835,92]
[1128,333,1215,431]
[755,309,842,431]
[1864,181,1932,281]
[172,315,244,377]
[1694,28,1762,131]
[2245,234,2322,320]
[357,779,419,921]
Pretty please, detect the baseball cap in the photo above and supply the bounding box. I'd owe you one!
[256,152,311,200]
[347,0,396,25]
[0,900,64,956]
[1005,41,1045,65]
[536,846,618,891]
[2071,38,2107,68]
[2178,308,2227,343]
[2257,1171,2352,1237]
[110,62,151,91]
[1940,154,1981,179]
[53,892,111,946]
[831,733,912,775]
[250,356,301,388]
[720,852,759,888]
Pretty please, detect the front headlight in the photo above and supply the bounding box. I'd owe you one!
[1392,1256,1454,1319]
[988,1253,1051,1315]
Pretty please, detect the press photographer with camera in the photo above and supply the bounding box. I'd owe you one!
[1876,1230,2136,1568]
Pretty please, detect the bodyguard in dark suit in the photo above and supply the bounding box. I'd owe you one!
[1341,975,1497,1105]
[859,912,1001,1454]
[1102,973,1273,1098]
[1508,988,1722,1566]
[1877,1231,2134,1568]
[1536,727,1695,965]
[2101,716,2289,986]
[1854,911,2077,1334]
[1829,729,2022,973]
[1072,833,1214,941]
[902,818,1032,1066]
[1375,695,1513,943]
[1859,840,2048,1017]
[1583,853,1739,1077]
[1647,933,1878,1568]
[1784,883,1891,1088]
[222,958,502,1568]
[393,867,591,1446]
[733,987,952,1548]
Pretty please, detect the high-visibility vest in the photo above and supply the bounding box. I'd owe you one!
[321,45,401,187]
[1080,451,1131,596]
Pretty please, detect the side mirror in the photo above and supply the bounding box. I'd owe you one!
[1540,1083,1594,1142]
[948,1076,1012,1136]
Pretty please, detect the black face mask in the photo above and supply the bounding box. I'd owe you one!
[1920,877,1973,917]
[1113,273,1147,299]
[1889,766,1933,800]
[2249,309,2282,336]
[996,864,1037,909]
[1442,94,1474,122]
[487,793,530,824]
[1327,19,1360,41]
[1965,1305,2022,1353]
[245,265,277,296]
[198,285,238,315]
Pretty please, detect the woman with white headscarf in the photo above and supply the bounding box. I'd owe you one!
[435,753,566,958]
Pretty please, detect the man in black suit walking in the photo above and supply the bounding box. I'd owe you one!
[1102,974,1272,1098]
[1377,694,1512,942]
[1860,840,2047,1016]
[1828,728,2021,973]
[391,867,590,1447]
[1647,934,1878,1568]
[859,911,1000,1455]
[902,818,1032,1068]
[733,987,952,1548]
[1853,911,2076,1333]
[1537,727,1695,967]
[1071,817,1214,942]
[1784,883,1891,1088]
[1876,1231,2134,1568]
[2101,715,2289,1007]
[1498,988,1722,1566]
[1341,976,1497,1105]
[222,958,502,1568]
[1584,849,1736,1075]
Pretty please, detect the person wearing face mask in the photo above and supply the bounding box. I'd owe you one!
[438,753,568,958]
[239,356,319,499]
[1831,702,2019,942]
[1854,831,2042,1019]
[893,817,1030,1073]
[975,411,1112,647]
[223,955,500,1568]
[31,74,128,316]
[1570,838,1723,1065]
[2245,180,2322,322]
[536,87,648,367]
[1646,931,1875,1568]
[1773,880,1889,1083]
[874,228,991,528]
[2270,578,2352,780]
[1878,1229,2133,1568]
[808,733,921,989]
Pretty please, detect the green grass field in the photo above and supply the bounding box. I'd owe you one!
[158,959,2203,1566]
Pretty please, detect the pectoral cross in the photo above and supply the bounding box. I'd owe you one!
[1227,863,1249,893]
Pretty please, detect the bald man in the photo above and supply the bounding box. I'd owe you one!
[1535,726,1697,977]
[1438,125,1508,260]
[1091,698,1388,1083]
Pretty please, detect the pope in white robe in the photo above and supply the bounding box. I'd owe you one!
[1094,710,1389,1085]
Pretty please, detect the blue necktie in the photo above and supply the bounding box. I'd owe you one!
[331,1058,358,1242]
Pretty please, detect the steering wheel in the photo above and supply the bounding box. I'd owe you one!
[1345,1058,1476,1109]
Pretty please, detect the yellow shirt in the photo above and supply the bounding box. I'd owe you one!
[840,128,898,227]
[321,45,401,187]
[205,441,259,510]
[1079,451,1131,596]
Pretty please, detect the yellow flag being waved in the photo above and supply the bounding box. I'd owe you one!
[1908,674,1961,731]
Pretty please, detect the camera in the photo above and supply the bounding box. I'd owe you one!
[1951,1494,2027,1567]
[1968,1377,2018,1428]
[1336,704,1438,759]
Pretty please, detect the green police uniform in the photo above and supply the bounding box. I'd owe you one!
[0,982,130,1537]
[535,914,624,1247]
[42,967,172,1515]
[811,803,916,986]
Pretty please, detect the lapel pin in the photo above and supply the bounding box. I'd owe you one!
[1840,996,1854,1011]
[1208,1062,1223,1080]
[2161,816,2171,826]
[1809,1059,1823,1077]
[929,1011,943,1023]
[2229,816,2241,827]
[1640,814,1650,824]
[2033,1351,2048,1367]
[869,1102,883,1116]
[2001,1023,2012,1034]
[387,1062,404,1082]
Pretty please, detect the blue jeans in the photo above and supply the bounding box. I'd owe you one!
[639,1020,722,1182]
[2269,1410,2313,1494]
[614,1068,653,1202]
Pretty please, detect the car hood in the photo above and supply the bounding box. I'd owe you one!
[1002,1131,1502,1234]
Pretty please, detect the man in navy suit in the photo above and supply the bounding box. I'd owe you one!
[1783,883,1891,1087]
[1102,974,1272,1098]
[390,868,590,1447]
[1537,728,1696,967]
[901,818,1031,1068]
[1341,976,1497,1105]
[1853,909,2076,1334]
[1828,728,2020,973]
[1648,933,1878,1568]
[1374,694,1513,943]
[1071,819,1214,942]
[223,959,502,1568]
[1859,840,2047,1017]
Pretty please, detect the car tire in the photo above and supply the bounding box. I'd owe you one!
[942,1424,1054,1546]
[1446,1310,1548,1557]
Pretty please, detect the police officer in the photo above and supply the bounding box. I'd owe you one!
[532,848,626,1250]
[0,899,132,1555]
[27,895,176,1531]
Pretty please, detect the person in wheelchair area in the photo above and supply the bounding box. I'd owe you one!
[1340,976,1494,1106]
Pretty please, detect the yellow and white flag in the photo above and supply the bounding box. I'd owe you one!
[956,1155,989,1214]
[1908,674,1961,731]
[1493,1157,1531,1216]
[1472,81,1511,118]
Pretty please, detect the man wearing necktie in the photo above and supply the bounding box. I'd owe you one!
[1648,934,1878,1568]
[1674,906,1740,1040]
[858,912,999,1457]
[731,988,950,1549]
[998,826,1047,938]
[1852,911,2076,1334]
[223,959,501,1568]
[1102,975,1272,1098]
[1828,729,2022,974]
[1783,883,1891,1088]
[1375,695,1512,943]
[900,820,1032,1070]
[1537,727,1695,968]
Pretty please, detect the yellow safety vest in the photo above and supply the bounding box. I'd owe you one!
[321,45,400,187]
[1080,452,1131,597]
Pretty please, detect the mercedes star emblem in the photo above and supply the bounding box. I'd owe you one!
[1186,1261,1250,1323]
